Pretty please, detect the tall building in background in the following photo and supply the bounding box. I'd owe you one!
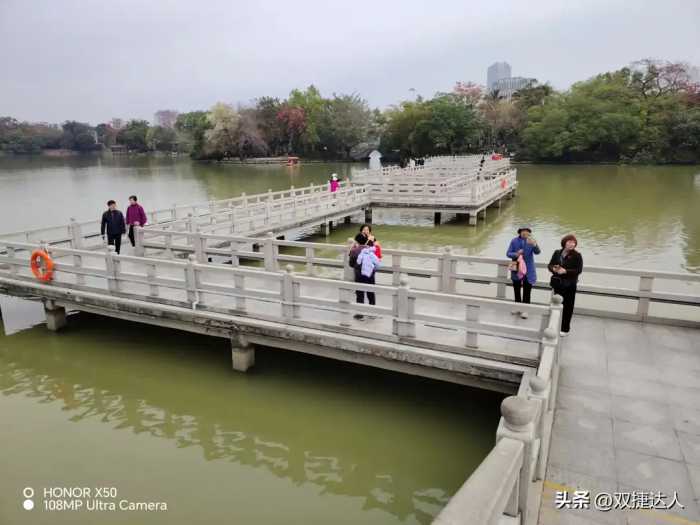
[487,62,511,91]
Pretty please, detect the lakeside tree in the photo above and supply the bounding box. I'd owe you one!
[519,61,700,162]
[3,58,698,164]
[254,97,285,155]
[146,125,178,152]
[96,123,118,147]
[116,120,150,152]
[0,117,62,153]
[318,94,371,158]
[204,103,240,159]
[61,121,98,151]
[175,111,211,158]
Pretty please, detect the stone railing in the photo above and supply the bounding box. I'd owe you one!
[134,232,700,327]
[434,297,562,525]
[0,239,562,370]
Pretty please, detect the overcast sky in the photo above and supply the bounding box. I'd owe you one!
[1,0,698,124]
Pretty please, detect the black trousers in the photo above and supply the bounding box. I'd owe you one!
[355,272,376,305]
[513,279,532,304]
[555,284,577,332]
[128,225,136,247]
[107,234,122,254]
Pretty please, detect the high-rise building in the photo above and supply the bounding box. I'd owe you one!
[487,62,511,91]
[493,77,537,100]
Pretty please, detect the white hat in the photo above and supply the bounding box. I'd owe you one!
[331,173,338,180]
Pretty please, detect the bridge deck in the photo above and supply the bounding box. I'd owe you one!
[538,315,700,524]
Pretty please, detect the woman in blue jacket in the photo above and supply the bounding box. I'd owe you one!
[506,227,541,319]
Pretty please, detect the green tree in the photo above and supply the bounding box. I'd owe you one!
[61,121,98,151]
[254,97,284,155]
[146,125,177,152]
[318,94,371,158]
[116,120,150,152]
[175,111,211,158]
[96,123,118,147]
[204,102,239,158]
[288,85,324,153]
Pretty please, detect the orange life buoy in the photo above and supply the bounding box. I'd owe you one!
[30,249,55,282]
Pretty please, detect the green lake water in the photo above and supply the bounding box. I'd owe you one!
[0,155,698,524]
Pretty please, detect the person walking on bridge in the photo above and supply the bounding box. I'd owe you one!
[548,234,583,336]
[126,195,148,248]
[101,200,126,254]
[506,227,541,319]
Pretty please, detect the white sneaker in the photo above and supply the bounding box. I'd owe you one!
[520,311,529,319]
[560,331,569,337]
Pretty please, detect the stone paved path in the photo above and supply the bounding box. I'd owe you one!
[538,315,700,525]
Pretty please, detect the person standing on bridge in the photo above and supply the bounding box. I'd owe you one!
[506,227,541,319]
[126,195,148,248]
[329,173,340,193]
[101,200,126,254]
[354,237,381,319]
[548,234,583,336]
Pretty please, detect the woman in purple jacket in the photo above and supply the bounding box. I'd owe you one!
[126,195,148,248]
[506,227,541,319]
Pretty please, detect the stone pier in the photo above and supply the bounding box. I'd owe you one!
[44,300,66,331]
[231,335,254,372]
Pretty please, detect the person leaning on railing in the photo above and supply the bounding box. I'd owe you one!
[548,234,583,337]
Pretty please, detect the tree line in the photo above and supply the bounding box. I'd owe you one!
[1,59,698,163]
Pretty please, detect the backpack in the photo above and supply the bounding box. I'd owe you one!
[348,246,362,268]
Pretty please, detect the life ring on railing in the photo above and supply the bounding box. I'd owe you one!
[30,250,55,282]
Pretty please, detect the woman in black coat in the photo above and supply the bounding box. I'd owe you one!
[548,234,583,336]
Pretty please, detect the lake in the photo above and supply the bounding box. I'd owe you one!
[0,155,698,524]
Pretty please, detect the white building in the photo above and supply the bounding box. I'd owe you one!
[487,62,511,91]
[493,77,537,100]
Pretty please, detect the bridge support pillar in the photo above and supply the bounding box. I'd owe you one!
[364,208,372,224]
[319,223,328,236]
[468,214,477,226]
[44,300,67,331]
[344,216,351,224]
[231,335,254,372]
[434,212,441,225]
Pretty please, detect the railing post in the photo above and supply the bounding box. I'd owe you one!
[528,376,550,481]
[105,245,119,293]
[69,218,83,249]
[134,225,145,257]
[305,246,314,275]
[393,275,416,337]
[234,272,246,312]
[263,232,275,272]
[147,263,159,297]
[391,253,402,286]
[637,274,654,320]
[497,396,538,522]
[192,232,206,263]
[281,264,299,319]
[184,254,198,305]
[465,304,480,347]
[440,247,456,293]
[496,262,508,299]
[6,246,17,275]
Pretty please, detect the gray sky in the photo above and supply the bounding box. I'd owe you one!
[1,0,698,124]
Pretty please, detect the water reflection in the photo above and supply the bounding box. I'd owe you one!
[0,314,500,524]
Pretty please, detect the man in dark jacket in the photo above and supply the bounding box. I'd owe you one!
[101,200,126,254]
